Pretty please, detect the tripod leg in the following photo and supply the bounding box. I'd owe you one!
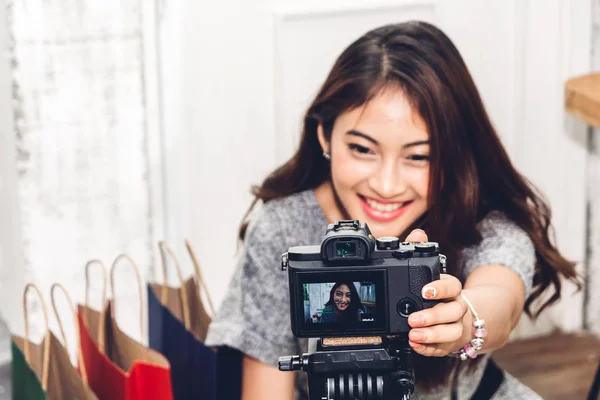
[357,373,364,399]
[376,375,384,399]
[327,377,336,400]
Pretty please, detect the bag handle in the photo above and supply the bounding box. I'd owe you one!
[23,283,51,391]
[84,259,107,353]
[110,254,144,343]
[185,239,216,316]
[50,283,89,391]
[158,241,191,330]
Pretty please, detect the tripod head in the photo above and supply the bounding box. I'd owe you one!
[278,336,415,400]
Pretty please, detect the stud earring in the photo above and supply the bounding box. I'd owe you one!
[323,151,331,160]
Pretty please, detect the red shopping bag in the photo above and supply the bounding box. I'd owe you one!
[77,257,173,400]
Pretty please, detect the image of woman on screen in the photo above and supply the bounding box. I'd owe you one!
[318,281,365,323]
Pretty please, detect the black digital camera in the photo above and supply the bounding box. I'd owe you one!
[280,220,445,338]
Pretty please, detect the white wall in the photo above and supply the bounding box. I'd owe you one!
[588,0,600,334]
[160,0,592,338]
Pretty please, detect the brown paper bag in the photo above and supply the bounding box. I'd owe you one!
[148,240,214,341]
[11,282,98,400]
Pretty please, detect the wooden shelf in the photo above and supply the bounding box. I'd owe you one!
[565,73,600,128]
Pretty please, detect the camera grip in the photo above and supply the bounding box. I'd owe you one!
[409,265,439,310]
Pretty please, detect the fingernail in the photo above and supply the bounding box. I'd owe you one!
[409,330,424,342]
[409,314,424,327]
[409,341,421,349]
[422,286,437,299]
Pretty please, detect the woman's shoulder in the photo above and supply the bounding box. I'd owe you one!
[244,189,327,246]
[460,210,536,295]
[475,210,531,243]
[462,210,535,255]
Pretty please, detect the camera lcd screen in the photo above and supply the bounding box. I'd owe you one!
[294,270,386,336]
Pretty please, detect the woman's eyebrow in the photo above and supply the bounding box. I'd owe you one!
[346,130,429,148]
[346,130,378,144]
[403,140,430,148]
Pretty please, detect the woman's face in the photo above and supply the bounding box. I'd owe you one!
[318,87,430,239]
[333,284,352,312]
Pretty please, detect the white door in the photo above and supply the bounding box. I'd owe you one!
[159,0,593,339]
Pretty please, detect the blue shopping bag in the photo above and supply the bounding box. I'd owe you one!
[147,240,221,400]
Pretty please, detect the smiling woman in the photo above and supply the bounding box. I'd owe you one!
[316,88,430,237]
[204,20,579,400]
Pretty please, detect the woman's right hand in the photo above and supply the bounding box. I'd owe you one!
[242,355,295,400]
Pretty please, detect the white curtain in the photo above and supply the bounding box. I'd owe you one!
[0,0,157,361]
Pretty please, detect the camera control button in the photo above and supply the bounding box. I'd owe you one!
[397,298,417,317]
[414,242,437,253]
[392,249,413,259]
[376,236,400,250]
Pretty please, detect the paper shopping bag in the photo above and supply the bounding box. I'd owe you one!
[11,283,98,400]
[78,256,173,400]
[147,240,217,399]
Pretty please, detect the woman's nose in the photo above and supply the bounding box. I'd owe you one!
[368,160,406,198]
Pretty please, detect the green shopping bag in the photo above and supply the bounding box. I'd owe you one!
[11,283,98,400]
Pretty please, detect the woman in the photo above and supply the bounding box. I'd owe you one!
[205,20,580,399]
[318,282,364,324]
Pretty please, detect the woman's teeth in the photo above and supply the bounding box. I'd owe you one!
[365,198,404,212]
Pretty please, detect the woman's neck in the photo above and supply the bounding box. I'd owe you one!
[314,181,347,223]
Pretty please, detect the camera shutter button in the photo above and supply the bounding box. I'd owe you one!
[376,237,400,250]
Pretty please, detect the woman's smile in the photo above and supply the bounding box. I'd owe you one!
[359,194,414,222]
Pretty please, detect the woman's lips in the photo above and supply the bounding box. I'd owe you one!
[359,195,412,222]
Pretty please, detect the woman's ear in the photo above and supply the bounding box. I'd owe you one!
[317,124,329,154]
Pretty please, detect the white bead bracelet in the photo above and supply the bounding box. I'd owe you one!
[453,292,487,361]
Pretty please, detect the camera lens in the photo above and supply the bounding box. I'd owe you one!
[335,241,356,257]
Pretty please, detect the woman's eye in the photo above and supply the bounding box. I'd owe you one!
[407,154,430,162]
[348,143,374,155]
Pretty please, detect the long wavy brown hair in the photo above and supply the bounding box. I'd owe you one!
[240,21,580,390]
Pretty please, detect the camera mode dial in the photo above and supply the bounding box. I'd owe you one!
[376,236,400,250]
[413,242,438,257]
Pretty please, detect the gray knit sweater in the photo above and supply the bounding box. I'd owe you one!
[205,190,542,399]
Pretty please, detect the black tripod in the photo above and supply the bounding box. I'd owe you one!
[278,336,415,400]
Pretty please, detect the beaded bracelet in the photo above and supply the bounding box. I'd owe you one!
[453,292,487,361]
